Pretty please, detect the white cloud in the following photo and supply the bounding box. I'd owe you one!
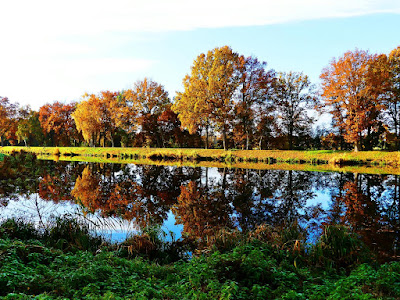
[1,0,399,35]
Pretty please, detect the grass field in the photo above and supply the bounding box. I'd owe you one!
[1,146,400,167]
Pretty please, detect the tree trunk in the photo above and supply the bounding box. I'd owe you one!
[288,123,293,150]
[222,128,227,150]
[354,141,360,152]
[24,139,27,147]
[259,136,263,150]
[246,130,249,150]
[0,136,3,147]
[395,119,399,150]
[205,125,209,149]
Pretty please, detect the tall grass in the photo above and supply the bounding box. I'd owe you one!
[2,218,398,299]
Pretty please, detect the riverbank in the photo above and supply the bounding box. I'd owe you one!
[1,218,400,299]
[1,146,400,167]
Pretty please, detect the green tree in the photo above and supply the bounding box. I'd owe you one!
[16,110,44,146]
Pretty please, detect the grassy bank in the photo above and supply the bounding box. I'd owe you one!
[33,153,400,176]
[2,146,400,167]
[1,218,400,299]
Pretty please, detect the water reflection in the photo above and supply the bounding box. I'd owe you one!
[0,153,399,260]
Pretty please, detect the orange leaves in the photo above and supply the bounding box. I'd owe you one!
[38,101,78,146]
[72,91,134,147]
[0,97,18,146]
[320,49,390,151]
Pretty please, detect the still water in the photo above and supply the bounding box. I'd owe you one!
[1,154,399,260]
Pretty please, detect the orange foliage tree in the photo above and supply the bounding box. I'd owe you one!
[39,101,80,146]
[0,97,18,146]
[320,49,390,151]
[73,91,136,147]
[124,78,170,147]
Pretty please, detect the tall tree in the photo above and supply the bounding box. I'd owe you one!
[384,46,400,149]
[0,97,18,146]
[39,101,80,146]
[72,96,102,146]
[233,56,276,149]
[73,91,133,147]
[272,72,316,150]
[320,49,389,151]
[173,46,243,150]
[124,78,170,147]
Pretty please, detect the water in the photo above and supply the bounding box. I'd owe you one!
[0,154,399,260]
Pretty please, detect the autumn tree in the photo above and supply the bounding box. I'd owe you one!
[39,101,80,146]
[72,97,102,146]
[0,97,18,146]
[272,72,316,150]
[233,56,276,149]
[124,78,170,147]
[320,49,389,151]
[383,46,400,148]
[173,46,243,150]
[16,106,44,146]
[73,91,135,147]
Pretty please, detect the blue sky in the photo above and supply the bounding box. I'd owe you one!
[0,0,399,110]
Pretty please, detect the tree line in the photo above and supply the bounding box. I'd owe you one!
[1,45,399,151]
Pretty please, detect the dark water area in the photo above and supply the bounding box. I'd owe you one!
[1,153,399,262]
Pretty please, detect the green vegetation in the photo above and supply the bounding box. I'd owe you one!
[1,218,400,299]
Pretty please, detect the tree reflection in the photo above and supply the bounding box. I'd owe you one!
[325,173,400,261]
[2,152,400,261]
[71,164,201,229]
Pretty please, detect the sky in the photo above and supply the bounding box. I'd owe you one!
[1,0,399,113]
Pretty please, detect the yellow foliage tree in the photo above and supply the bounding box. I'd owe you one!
[173,46,243,150]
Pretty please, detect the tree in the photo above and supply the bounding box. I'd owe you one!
[383,46,400,149]
[39,101,80,146]
[0,97,18,146]
[124,78,170,147]
[16,106,43,146]
[73,91,134,147]
[320,49,389,151]
[173,46,243,150]
[72,96,102,146]
[272,72,316,150]
[233,56,276,149]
